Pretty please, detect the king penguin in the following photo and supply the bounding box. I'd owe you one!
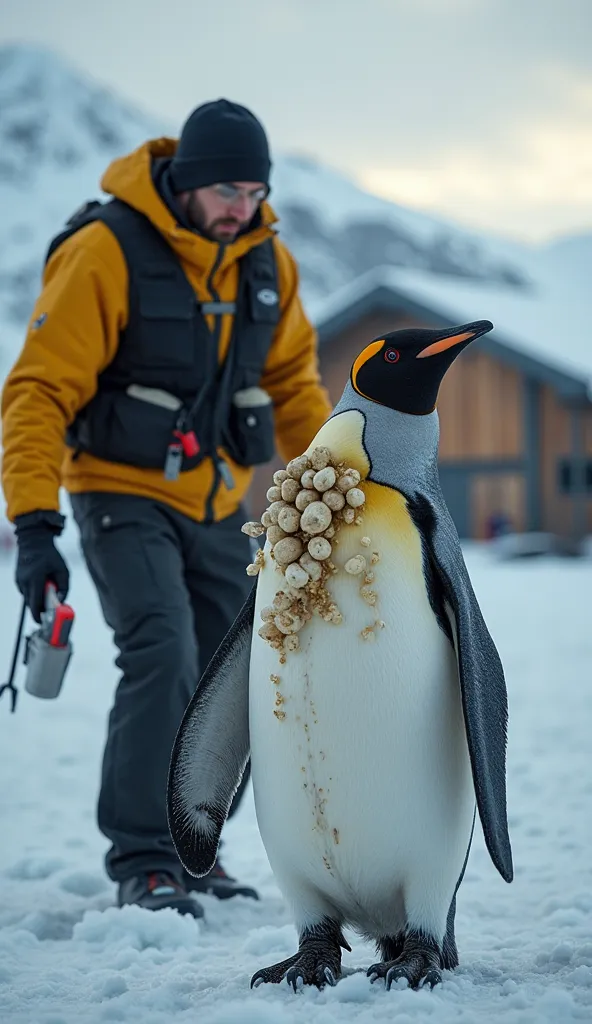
[167,319,513,992]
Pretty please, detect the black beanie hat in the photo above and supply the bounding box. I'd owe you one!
[169,99,272,193]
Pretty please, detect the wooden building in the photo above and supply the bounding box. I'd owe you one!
[250,267,592,541]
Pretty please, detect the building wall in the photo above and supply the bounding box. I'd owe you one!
[437,350,523,460]
[247,309,592,538]
[539,387,592,536]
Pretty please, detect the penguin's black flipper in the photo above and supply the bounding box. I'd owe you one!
[167,585,255,878]
[407,491,513,884]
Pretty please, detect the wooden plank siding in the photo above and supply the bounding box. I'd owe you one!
[540,385,575,535]
[438,351,523,460]
[245,309,592,538]
[539,387,592,535]
[471,473,526,539]
[585,411,592,534]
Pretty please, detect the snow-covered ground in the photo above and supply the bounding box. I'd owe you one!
[0,542,591,1023]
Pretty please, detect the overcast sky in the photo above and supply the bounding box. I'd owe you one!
[2,0,592,242]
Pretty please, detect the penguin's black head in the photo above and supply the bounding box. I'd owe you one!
[351,320,494,415]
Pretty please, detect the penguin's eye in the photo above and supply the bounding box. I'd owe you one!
[384,348,400,363]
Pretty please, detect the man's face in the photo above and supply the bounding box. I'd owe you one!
[180,182,268,243]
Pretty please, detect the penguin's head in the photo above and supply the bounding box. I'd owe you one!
[351,320,494,415]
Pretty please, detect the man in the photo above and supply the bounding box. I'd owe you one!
[1,99,332,918]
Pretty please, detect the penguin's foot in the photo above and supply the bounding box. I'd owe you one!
[251,919,349,991]
[368,930,442,990]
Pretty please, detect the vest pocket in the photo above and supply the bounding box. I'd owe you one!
[73,391,184,470]
[222,388,276,467]
[135,284,196,370]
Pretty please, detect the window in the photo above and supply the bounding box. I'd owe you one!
[557,458,592,494]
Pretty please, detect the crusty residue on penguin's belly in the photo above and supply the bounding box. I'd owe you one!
[248,437,469,885]
[250,485,462,883]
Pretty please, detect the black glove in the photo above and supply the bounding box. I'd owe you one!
[14,511,70,623]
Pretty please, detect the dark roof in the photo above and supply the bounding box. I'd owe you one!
[315,275,590,404]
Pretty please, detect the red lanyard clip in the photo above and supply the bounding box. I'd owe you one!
[173,430,200,458]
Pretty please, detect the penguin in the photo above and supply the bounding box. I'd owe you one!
[167,319,513,992]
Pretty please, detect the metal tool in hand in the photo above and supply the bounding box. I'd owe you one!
[23,583,75,699]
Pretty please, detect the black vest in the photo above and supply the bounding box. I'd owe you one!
[47,199,280,481]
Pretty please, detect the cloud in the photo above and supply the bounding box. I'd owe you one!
[358,64,592,240]
[1,0,590,240]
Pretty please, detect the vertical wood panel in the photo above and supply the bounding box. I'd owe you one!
[471,473,526,539]
[247,309,588,538]
[540,386,572,534]
[499,364,522,456]
[584,410,592,533]
[438,360,466,458]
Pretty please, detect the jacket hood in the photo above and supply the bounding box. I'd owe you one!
[100,138,278,268]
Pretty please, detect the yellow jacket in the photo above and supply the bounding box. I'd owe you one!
[1,138,332,523]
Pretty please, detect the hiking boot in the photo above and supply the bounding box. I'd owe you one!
[118,871,205,918]
[184,858,259,901]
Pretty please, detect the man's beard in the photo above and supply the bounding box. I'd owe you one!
[186,193,249,242]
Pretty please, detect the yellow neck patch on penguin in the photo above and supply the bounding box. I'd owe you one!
[306,410,370,479]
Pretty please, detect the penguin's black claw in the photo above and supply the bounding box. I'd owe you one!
[367,953,442,990]
[385,965,411,990]
[284,954,341,990]
[250,954,300,988]
[418,968,442,989]
[252,945,342,990]
[285,967,305,992]
[252,921,345,990]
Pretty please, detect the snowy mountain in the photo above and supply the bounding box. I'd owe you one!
[0,44,163,354]
[1,43,590,390]
[0,43,567,374]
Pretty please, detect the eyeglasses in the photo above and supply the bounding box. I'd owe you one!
[210,183,268,205]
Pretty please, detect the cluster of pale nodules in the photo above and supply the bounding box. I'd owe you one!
[241,446,369,661]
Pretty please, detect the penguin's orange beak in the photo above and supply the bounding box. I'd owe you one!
[416,330,476,359]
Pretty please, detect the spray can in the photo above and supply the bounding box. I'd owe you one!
[23,584,75,699]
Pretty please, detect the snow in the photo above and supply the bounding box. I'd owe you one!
[1,543,591,1023]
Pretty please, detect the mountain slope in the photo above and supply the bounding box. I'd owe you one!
[0,44,162,339]
[0,43,588,384]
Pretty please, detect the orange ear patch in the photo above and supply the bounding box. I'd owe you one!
[352,339,384,391]
[416,330,475,359]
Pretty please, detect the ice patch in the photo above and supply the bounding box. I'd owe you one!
[550,942,574,965]
[73,905,200,951]
[20,908,86,941]
[243,923,296,957]
[92,973,128,999]
[6,856,66,880]
[536,987,577,1019]
[59,871,108,897]
[210,1002,295,1024]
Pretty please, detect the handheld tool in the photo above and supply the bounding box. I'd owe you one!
[23,584,75,700]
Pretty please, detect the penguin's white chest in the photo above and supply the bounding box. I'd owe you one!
[248,484,475,935]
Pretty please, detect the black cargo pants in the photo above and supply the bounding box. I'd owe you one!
[70,492,253,883]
